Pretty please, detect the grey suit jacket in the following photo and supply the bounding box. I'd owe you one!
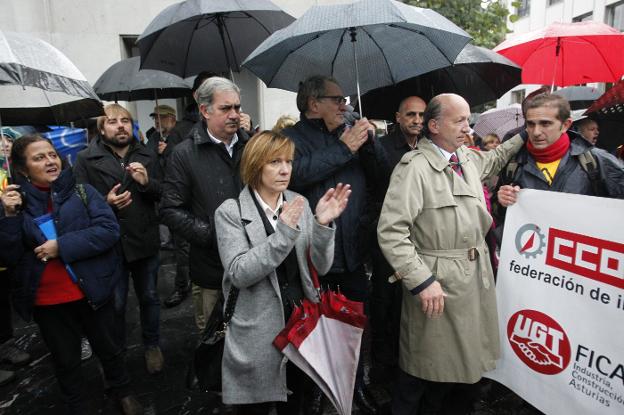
[215,186,335,404]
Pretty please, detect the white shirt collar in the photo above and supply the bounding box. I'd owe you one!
[430,140,457,162]
[207,129,239,157]
[253,190,284,229]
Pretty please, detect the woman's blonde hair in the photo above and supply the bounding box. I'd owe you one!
[272,114,297,133]
[240,130,295,190]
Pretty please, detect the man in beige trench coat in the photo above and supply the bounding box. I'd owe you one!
[377,94,524,414]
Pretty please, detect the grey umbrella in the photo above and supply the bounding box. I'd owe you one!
[242,0,471,114]
[554,86,601,110]
[93,56,191,102]
[137,0,295,79]
[0,30,103,179]
[0,31,103,127]
[359,44,521,120]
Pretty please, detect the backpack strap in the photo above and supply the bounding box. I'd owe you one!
[502,159,519,186]
[577,150,602,196]
[75,184,88,207]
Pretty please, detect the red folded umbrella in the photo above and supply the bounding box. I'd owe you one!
[273,253,367,415]
[494,21,624,87]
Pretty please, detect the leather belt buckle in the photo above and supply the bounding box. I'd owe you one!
[468,247,479,261]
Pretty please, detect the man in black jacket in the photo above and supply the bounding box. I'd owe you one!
[73,103,164,375]
[159,76,248,330]
[283,75,381,415]
[369,95,426,387]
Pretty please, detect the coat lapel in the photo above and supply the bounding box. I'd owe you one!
[238,187,282,296]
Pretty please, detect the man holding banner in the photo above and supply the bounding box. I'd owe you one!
[377,93,525,414]
[497,93,624,207]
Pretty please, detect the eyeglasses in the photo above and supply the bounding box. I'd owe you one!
[317,95,347,105]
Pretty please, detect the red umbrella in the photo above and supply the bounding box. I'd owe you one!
[584,79,624,116]
[273,254,367,415]
[494,21,624,87]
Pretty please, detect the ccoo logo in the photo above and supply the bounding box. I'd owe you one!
[515,224,546,259]
[507,309,571,375]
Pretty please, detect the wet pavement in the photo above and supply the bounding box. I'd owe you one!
[0,251,543,414]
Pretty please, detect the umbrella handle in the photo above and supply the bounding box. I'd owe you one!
[306,249,321,291]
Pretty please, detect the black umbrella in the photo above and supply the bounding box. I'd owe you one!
[93,56,191,102]
[137,0,295,78]
[359,44,521,120]
[554,86,601,110]
[242,0,471,115]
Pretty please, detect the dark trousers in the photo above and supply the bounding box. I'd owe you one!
[392,369,453,415]
[33,299,130,414]
[234,362,310,415]
[0,269,13,344]
[320,267,369,387]
[112,254,161,348]
[370,244,401,377]
[173,232,190,291]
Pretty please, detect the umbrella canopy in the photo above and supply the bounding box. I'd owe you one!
[553,85,601,110]
[585,79,624,118]
[359,44,521,120]
[137,0,295,78]
[273,257,366,415]
[494,21,624,87]
[93,56,191,102]
[242,0,471,105]
[473,104,524,140]
[0,30,103,126]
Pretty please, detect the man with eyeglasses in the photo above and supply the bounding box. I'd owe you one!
[160,76,249,334]
[283,75,382,415]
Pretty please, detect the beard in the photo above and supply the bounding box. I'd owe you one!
[101,131,132,149]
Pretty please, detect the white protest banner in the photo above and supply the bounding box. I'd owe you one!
[486,189,624,415]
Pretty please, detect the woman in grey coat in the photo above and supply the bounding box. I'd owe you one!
[214,131,351,413]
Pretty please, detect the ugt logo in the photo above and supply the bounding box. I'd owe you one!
[507,309,571,375]
[515,224,546,259]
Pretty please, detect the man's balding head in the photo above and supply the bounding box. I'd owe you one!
[395,96,427,142]
[423,94,471,153]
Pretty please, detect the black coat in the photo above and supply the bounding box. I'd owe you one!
[368,128,414,278]
[73,137,162,263]
[159,121,248,289]
[283,115,382,273]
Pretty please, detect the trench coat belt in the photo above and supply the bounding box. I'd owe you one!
[417,246,481,261]
[417,245,490,289]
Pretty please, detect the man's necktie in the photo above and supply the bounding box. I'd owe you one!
[449,154,463,178]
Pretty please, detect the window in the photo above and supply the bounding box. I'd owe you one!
[516,0,530,18]
[606,1,624,31]
[548,0,562,5]
[120,35,139,58]
[511,89,525,105]
[573,12,593,22]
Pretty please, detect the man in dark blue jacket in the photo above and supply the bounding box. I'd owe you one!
[283,75,381,415]
[497,93,624,207]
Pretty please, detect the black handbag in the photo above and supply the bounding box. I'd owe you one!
[190,286,239,392]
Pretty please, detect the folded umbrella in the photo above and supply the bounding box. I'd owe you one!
[273,254,367,415]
